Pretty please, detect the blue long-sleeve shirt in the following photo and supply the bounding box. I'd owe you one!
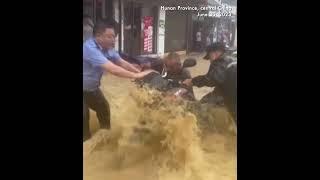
[83,38,121,91]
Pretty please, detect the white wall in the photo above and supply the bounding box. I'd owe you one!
[157,9,165,55]
[119,0,124,52]
[234,26,237,48]
[113,0,120,51]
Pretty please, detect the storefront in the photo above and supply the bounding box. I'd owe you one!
[83,0,114,23]
[121,0,159,56]
[83,0,209,55]
[164,11,188,52]
[120,0,199,56]
[189,1,237,50]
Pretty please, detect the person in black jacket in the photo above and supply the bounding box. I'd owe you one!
[183,42,237,122]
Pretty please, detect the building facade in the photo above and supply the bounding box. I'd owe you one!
[83,0,236,56]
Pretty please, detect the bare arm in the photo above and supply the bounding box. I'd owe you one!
[115,58,141,73]
[100,61,154,79]
[191,75,215,87]
[182,75,215,88]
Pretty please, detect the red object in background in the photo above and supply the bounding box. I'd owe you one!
[143,16,153,53]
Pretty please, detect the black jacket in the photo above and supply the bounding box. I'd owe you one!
[192,56,235,88]
[192,56,237,118]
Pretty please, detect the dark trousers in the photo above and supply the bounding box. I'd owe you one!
[83,89,111,141]
[204,65,237,123]
[224,65,237,123]
[200,86,237,123]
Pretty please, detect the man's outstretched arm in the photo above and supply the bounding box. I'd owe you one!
[183,75,215,88]
[115,58,141,73]
[100,61,154,79]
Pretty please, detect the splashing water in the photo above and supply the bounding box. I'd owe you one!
[83,78,236,180]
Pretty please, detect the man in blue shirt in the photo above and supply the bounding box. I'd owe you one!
[83,20,155,141]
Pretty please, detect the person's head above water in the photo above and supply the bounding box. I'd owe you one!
[93,19,118,50]
[203,42,226,62]
[164,52,182,75]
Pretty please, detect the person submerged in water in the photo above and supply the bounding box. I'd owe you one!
[141,52,195,99]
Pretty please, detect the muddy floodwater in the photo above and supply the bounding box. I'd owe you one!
[83,53,237,180]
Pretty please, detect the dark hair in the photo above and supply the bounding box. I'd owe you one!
[93,18,119,36]
[203,42,226,59]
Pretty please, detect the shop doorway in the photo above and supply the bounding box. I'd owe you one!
[123,1,142,56]
[83,0,113,23]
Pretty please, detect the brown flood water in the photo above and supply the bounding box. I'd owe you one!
[83,54,237,180]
